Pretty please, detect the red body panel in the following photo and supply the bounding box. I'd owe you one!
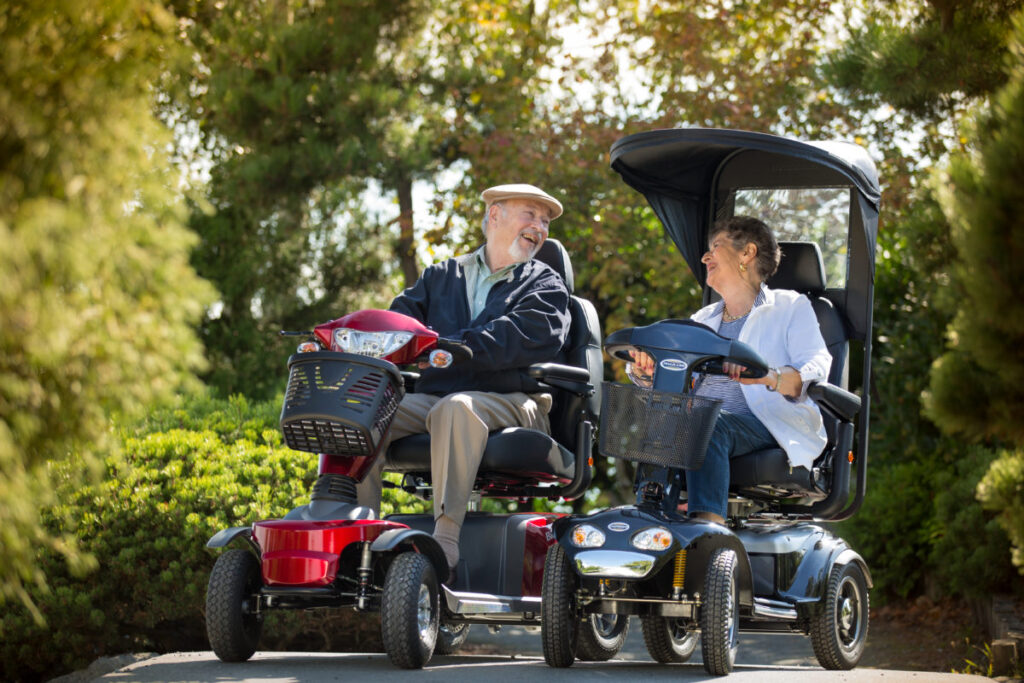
[313,309,437,363]
[317,452,377,481]
[253,519,408,586]
[521,514,560,596]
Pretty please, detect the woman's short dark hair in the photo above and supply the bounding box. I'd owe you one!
[710,215,781,281]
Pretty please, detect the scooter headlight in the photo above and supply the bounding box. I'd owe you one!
[571,524,606,548]
[631,527,673,551]
[333,328,414,358]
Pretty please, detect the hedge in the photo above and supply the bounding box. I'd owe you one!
[1,393,428,681]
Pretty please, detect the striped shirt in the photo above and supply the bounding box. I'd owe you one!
[694,290,768,415]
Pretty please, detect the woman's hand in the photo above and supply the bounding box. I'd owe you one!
[739,365,799,397]
[628,350,656,378]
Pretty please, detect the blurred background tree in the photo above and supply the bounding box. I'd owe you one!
[0,0,212,622]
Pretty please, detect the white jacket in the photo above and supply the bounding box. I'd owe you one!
[692,285,832,470]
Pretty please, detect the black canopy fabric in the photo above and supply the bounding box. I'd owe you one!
[609,128,880,341]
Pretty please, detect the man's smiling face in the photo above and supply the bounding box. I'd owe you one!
[484,198,551,270]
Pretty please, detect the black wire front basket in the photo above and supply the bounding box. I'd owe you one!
[280,351,403,457]
[599,382,721,470]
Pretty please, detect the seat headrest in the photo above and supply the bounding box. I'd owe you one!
[767,241,827,295]
[534,237,574,293]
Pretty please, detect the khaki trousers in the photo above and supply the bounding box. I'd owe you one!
[356,391,553,526]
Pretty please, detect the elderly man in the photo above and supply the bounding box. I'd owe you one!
[357,183,571,583]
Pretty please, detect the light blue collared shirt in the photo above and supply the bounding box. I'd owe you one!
[463,247,516,319]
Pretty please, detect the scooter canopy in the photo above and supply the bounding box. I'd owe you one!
[609,128,880,343]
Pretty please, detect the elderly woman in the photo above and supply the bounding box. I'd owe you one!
[630,215,832,524]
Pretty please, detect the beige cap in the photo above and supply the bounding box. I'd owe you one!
[481,183,563,220]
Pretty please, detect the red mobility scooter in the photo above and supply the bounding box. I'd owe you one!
[204,238,616,668]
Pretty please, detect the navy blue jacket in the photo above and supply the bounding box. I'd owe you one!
[390,251,571,395]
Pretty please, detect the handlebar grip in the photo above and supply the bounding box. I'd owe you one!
[436,338,473,361]
[699,359,769,380]
[603,328,637,361]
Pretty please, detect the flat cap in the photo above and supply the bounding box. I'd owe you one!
[481,183,563,220]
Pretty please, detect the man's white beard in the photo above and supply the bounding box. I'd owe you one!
[508,236,540,264]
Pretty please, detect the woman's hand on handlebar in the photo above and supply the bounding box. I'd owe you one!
[628,350,656,378]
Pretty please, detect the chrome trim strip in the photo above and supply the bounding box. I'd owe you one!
[752,597,798,621]
[442,588,542,616]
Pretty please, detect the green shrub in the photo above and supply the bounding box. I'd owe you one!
[0,392,426,681]
[977,448,1024,573]
[838,442,1018,602]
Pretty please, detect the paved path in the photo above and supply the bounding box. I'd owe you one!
[90,650,991,682]
[81,623,994,683]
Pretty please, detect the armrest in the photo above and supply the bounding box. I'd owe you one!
[807,381,861,422]
[527,362,594,395]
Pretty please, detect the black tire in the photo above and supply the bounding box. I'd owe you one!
[640,616,699,663]
[810,562,870,670]
[576,613,629,661]
[206,548,263,662]
[700,547,739,676]
[381,552,440,669]
[434,622,471,655]
[541,544,579,667]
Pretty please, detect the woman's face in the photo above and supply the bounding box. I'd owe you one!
[702,232,747,294]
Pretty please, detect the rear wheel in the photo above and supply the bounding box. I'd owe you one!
[700,547,739,675]
[381,552,439,669]
[541,544,579,667]
[810,562,870,670]
[434,622,471,655]
[576,613,629,661]
[206,549,263,662]
[641,616,699,663]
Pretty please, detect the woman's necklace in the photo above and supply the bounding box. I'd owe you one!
[722,303,750,322]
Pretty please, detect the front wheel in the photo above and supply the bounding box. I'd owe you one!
[700,547,739,675]
[206,548,264,662]
[541,544,579,667]
[576,613,629,661]
[381,552,440,669]
[810,562,870,670]
[641,616,699,663]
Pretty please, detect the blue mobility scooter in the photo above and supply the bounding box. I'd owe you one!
[541,128,879,674]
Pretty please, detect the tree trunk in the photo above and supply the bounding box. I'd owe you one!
[396,177,419,287]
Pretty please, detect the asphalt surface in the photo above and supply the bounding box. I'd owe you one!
[82,624,994,682]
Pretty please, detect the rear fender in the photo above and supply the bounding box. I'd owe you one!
[370,528,448,581]
[777,535,872,603]
[834,548,873,588]
[206,526,259,554]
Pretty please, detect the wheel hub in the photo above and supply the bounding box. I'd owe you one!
[417,584,433,638]
[839,597,855,633]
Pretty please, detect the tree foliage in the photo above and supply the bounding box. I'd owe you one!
[0,0,212,619]
[926,9,1024,571]
[169,0,574,398]
[825,3,1024,596]
[825,0,1022,119]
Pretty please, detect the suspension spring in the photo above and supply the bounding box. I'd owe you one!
[672,549,687,600]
